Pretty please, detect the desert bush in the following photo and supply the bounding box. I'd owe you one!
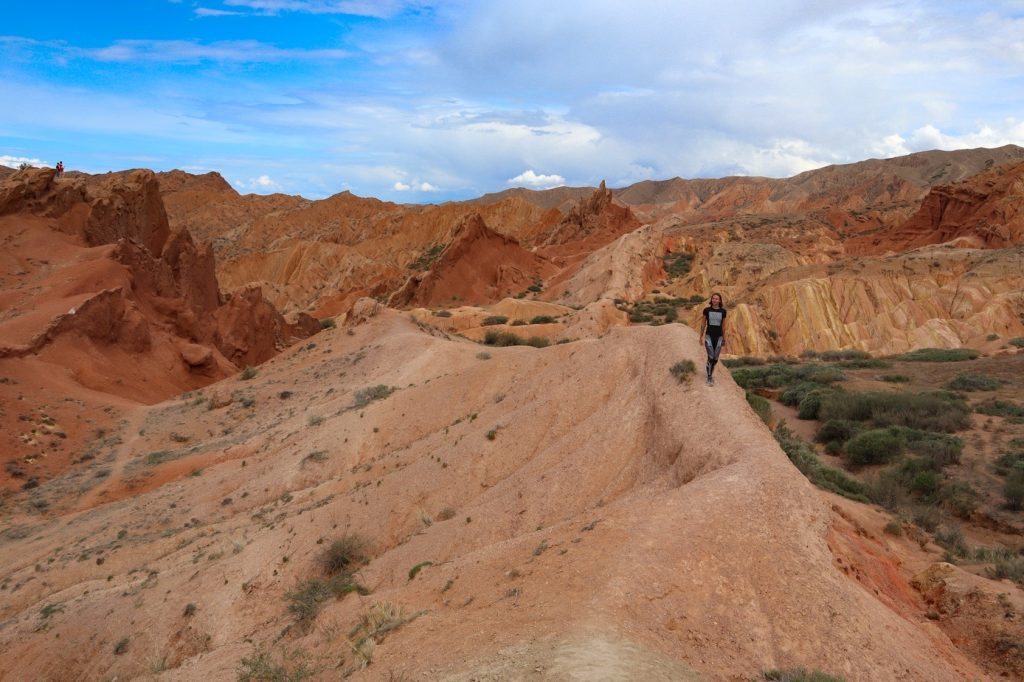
[988,556,1024,586]
[1004,465,1024,510]
[409,244,444,271]
[831,358,891,369]
[511,319,527,326]
[432,309,452,318]
[884,520,903,536]
[353,385,394,409]
[670,360,696,383]
[746,393,772,424]
[879,374,910,383]
[935,526,969,560]
[774,426,869,503]
[285,580,333,627]
[818,391,970,433]
[237,646,316,682]
[114,638,129,655]
[318,535,367,576]
[723,356,766,368]
[994,452,1024,476]
[319,317,336,329]
[482,330,548,347]
[814,419,862,444]
[482,315,508,326]
[733,363,844,391]
[662,251,694,278]
[899,347,979,362]
[817,349,870,362]
[896,428,963,466]
[946,373,1004,391]
[240,366,257,380]
[1008,337,1024,348]
[761,667,846,681]
[975,398,1024,418]
[844,428,903,466]
[530,315,557,324]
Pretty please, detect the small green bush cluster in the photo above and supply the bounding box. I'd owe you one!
[899,347,979,362]
[240,366,257,380]
[409,244,444,271]
[1008,337,1024,348]
[762,669,846,682]
[432,309,453,318]
[237,647,315,682]
[670,360,696,383]
[946,373,1004,391]
[619,298,683,325]
[530,315,557,324]
[353,385,394,409]
[879,374,911,383]
[746,392,772,424]
[974,398,1024,418]
[481,315,509,326]
[661,251,694,278]
[319,317,336,329]
[818,390,970,433]
[286,535,370,629]
[482,330,549,348]
[774,426,869,503]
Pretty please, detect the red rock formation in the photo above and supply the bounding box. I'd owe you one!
[540,181,642,256]
[389,213,557,307]
[851,160,1024,253]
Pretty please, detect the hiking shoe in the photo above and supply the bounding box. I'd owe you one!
[706,378,713,386]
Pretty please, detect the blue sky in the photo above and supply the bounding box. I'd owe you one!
[2,1,1023,202]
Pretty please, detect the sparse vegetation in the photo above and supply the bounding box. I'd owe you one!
[346,602,425,674]
[432,309,452,318]
[746,392,772,424]
[482,330,549,347]
[530,315,557,324]
[476,351,491,360]
[898,347,979,362]
[670,360,696,383]
[879,374,911,383]
[661,251,694,278]
[409,244,444,271]
[237,646,316,682]
[319,317,336,330]
[482,315,509,326]
[408,561,432,580]
[818,390,970,433]
[1008,337,1024,348]
[318,535,368,576]
[946,373,1004,391]
[307,415,324,427]
[774,426,869,503]
[354,385,394,409]
[762,668,846,682]
[240,366,257,380]
[113,637,130,655]
[975,398,1024,418]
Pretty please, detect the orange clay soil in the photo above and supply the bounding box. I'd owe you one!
[0,302,1013,681]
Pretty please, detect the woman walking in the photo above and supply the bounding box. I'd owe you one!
[699,293,727,386]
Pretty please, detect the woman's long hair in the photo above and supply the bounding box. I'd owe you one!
[709,292,724,309]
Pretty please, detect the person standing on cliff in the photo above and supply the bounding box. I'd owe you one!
[700,293,727,386]
[56,161,64,177]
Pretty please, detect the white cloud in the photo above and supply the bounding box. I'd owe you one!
[507,170,565,189]
[194,7,244,16]
[221,0,427,18]
[232,174,283,192]
[393,180,439,191]
[78,39,352,63]
[0,155,46,168]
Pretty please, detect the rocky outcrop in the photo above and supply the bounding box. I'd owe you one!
[851,160,1024,253]
[389,213,556,307]
[541,181,642,254]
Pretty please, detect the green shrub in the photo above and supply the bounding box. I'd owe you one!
[746,392,772,424]
[1005,465,1024,510]
[237,646,316,682]
[629,311,653,323]
[319,317,336,329]
[662,251,694,278]
[899,347,979,362]
[670,360,696,383]
[511,319,527,326]
[113,638,129,655]
[946,373,1004,391]
[240,366,257,380]
[408,561,433,580]
[815,419,862,444]
[774,426,869,503]
[353,385,394,409]
[482,315,508,326]
[530,315,557,324]
[818,349,870,362]
[994,452,1024,476]
[975,399,1024,418]
[318,535,367,576]
[897,428,963,466]
[524,336,550,348]
[762,667,846,681]
[410,244,444,271]
[1009,337,1024,348]
[723,356,766,368]
[796,389,831,420]
[884,520,903,536]
[879,374,910,383]
[844,428,903,466]
[818,391,970,433]
[987,556,1024,586]
[734,364,844,391]
[432,309,452,318]
[832,358,891,369]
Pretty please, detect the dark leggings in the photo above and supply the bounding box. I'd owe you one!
[704,335,724,380]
